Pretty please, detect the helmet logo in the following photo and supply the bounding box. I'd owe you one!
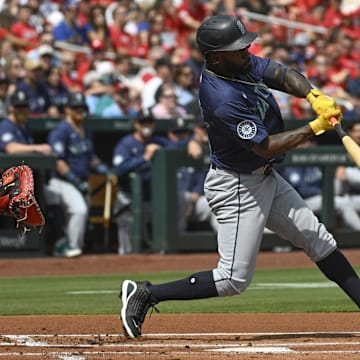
[236,20,246,35]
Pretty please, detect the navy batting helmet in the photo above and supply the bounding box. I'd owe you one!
[196,15,257,55]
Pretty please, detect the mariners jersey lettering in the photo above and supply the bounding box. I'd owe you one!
[199,54,285,173]
[48,121,94,181]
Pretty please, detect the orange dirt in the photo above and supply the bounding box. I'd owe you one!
[1,249,360,359]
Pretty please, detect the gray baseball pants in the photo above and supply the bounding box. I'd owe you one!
[46,178,88,250]
[204,167,337,297]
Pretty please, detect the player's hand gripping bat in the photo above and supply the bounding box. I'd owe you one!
[330,117,360,167]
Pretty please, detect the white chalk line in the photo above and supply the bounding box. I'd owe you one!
[3,331,360,337]
[2,341,360,348]
[66,282,336,295]
[1,332,359,356]
[1,350,360,357]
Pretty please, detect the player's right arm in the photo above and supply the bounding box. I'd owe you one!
[251,108,342,159]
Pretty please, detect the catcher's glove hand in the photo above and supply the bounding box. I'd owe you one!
[1,165,45,235]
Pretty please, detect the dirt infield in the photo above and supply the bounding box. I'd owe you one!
[1,249,360,359]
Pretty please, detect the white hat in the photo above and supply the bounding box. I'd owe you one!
[47,11,64,27]
[293,32,311,47]
[83,70,102,87]
[95,61,115,76]
[38,44,54,57]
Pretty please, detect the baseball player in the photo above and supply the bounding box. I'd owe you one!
[112,112,201,255]
[47,91,110,257]
[0,90,52,155]
[119,15,360,339]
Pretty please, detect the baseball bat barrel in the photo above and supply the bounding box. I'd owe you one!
[330,117,360,167]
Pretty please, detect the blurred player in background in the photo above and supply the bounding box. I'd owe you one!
[47,91,110,257]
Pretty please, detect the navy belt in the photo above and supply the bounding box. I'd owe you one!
[210,164,272,175]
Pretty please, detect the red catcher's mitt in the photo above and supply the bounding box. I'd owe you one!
[1,165,45,234]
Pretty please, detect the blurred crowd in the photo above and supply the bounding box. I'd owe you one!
[0,0,358,121]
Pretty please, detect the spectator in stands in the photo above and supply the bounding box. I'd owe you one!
[101,82,139,119]
[91,73,119,117]
[153,0,179,38]
[0,89,52,155]
[283,139,360,231]
[173,63,199,116]
[289,32,313,73]
[37,45,56,74]
[0,0,18,29]
[28,0,45,34]
[114,53,134,88]
[83,70,107,115]
[60,51,83,92]
[43,66,69,118]
[307,54,332,89]
[184,36,204,88]
[85,5,112,51]
[0,27,33,54]
[141,56,173,110]
[109,4,146,58]
[10,3,40,52]
[15,59,51,116]
[27,32,61,67]
[145,9,176,53]
[52,0,85,45]
[150,83,192,120]
[323,43,351,91]
[176,0,211,48]
[5,56,25,92]
[0,71,10,119]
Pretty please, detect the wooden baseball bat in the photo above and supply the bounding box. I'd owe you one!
[330,117,360,167]
[103,176,112,228]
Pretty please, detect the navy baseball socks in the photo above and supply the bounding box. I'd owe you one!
[119,271,218,338]
[148,270,218,301]
[316,248,360,308]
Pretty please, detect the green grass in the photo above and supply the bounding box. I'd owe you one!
[0,267,358,316]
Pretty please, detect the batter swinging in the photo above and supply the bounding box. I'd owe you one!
[119,15,360,339]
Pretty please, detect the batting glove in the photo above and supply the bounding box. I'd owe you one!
[306,89,337,116]
[309,108,342,136]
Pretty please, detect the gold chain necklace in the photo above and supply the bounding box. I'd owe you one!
[205,68,269,90]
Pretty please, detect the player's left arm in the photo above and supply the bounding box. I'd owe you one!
[263,60,337,115]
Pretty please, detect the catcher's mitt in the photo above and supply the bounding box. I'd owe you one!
[1,165,45,235]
